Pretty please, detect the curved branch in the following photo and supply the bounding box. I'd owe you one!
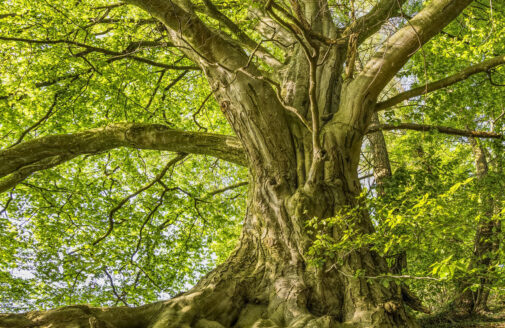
[11,92,60,146]
[367,123,503,139]
[376,55,505,110]
[92,153,187,247]
[124,0,249,69]
[356,0,473,98]
[0,123,247,193]
[0,36,198,70]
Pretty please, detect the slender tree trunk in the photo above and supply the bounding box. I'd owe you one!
[369,113,393,194]
[368,113,429,315]
[454,138,500,314]
[368,113,406,273]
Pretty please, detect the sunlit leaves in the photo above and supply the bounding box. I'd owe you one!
[0,0,246,311]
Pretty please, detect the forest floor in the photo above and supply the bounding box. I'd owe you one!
[420,306,505,327]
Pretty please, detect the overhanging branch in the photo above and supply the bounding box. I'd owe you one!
[0,123,247,193]
[376,55,505,110]
[367,123,503,139]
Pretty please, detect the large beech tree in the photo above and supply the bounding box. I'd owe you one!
[1,0,504,327]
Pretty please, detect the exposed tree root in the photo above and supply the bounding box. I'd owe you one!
[0,182,424,328]
[0,302,160,328]
[0,263,421,328]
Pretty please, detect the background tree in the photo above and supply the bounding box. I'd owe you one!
[0,0,504,327]
[453,138,501,314]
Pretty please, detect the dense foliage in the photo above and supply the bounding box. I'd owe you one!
[0,0,249,310]
[0,0,504,320]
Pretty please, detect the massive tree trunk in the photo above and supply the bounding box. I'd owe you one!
[0,0,475,327]
[0,63,420,328]
[0,54,418,328]
[2,123,417,328]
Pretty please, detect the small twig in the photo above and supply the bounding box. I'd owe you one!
[130,189,167,262]
[10,92,60,147]
[92,3,125,10]
[204,181,248,197]
[103,267,129,306]
[0,191,13,216]
[144,69,167,112]
[487,69,505,86]
[328,265,441,281]
[192,92,212,131]
[91,153,187,247]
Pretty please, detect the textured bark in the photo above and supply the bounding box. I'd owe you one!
[0,0,474,327]
[453,139,501,314]
[0,123,246,193]
[368,113,393,194]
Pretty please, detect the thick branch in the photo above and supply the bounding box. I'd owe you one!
[199,0,282,68]
[122,1,298,180]
[124,0,249,69]
[376,55,505,110]
[0,123,246,193]
[0,154,74,195]
[367,123,503,139]
[0,303,159,328]
[356,0,473,98]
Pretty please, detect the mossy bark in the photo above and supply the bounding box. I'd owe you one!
[0,0,475,326]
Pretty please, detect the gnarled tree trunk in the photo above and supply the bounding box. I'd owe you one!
[0,0,475,327]
[0,51,418,328]
[1,129,417,328]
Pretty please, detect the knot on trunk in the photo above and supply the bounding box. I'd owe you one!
[219,101,230,112]
[383,300,400,314]
[88,316,106,328]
